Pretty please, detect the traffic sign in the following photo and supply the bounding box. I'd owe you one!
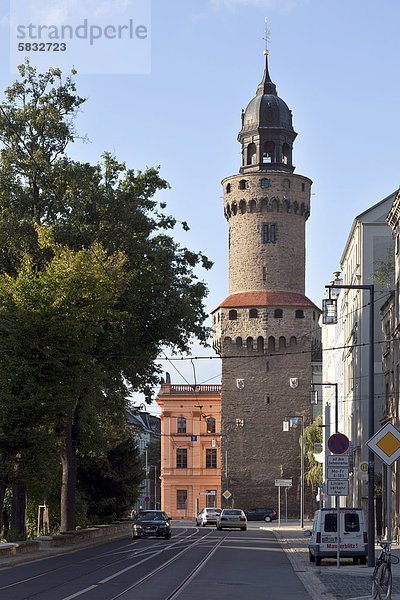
[359,462,368,472]
[200,491,216,495]
[366,423,400,466]
[222,490,231,499]
[275,479,292,487]
[191,435,197,441]
[144,496,150,502]
[328,433,349,454]
[327,455,349,467]
[327,467,349,479]
[327,479,349,496]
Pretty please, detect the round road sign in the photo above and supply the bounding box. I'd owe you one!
[144,496,150,503]
[328,433,349,454]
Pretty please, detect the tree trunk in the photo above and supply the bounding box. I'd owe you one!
[0,480,6,533]
[11,484,26,539]
[60,404,80,532]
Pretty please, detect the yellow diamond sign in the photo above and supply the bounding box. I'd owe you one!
[367,423,400,466]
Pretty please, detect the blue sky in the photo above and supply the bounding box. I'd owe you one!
[1,0,400,412]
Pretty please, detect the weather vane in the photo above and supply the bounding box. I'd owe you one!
[263,17,271,55]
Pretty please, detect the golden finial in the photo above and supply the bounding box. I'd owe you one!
[263,17,270,56]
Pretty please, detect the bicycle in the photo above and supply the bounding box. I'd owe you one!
[371,540,399,600]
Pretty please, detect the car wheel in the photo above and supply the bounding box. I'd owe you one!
[315,556,322,566]
[309,549,315,563]
[202,522,206,527]
[195,521,199,526]
[264,515,272,522]
[217,525,222,530]
[165,532,171,539]
[241,527,247,531]
[360,556,367,565]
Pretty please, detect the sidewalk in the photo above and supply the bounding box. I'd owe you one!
[270,521,400,600]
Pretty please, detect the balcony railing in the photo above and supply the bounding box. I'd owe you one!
[160,384,221,394]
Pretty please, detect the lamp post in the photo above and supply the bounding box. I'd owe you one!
[323,283,375,567]
[283,415,304,528]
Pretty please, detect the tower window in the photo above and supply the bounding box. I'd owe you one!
[247,143,256,165]
[262,267,267,281]
[301,183,305,192]
[177,417,186,433]
[249,308,258,319]
[260,178,270,189]
[239,179,248,190]
[262,224,277,243]
[263,141,275,163]
[295,309,305,319]
[229,310,237,320]
[274,309,283,319]
[282,143,290,165]
[226,183,231,194]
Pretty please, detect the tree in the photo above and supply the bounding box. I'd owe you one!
[370,249,395,290]
[0,62,211,531]
[303,415,323,493]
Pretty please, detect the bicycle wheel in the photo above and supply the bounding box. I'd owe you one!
[377,562,392,600]
[371,564,380,599]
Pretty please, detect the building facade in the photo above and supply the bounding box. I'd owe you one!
[212,50,321,515]
[156,384,221,519]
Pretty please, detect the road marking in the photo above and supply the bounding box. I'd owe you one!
[61,585,97,600]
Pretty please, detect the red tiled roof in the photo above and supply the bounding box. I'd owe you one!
[211,291,320,312]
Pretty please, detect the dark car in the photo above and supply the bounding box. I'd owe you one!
[245,508,277,522]
[132,510,172,539]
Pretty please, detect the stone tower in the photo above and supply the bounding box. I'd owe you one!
[212,51,321,514]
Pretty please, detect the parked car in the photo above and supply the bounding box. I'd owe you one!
[132,510,172,539]
[196,507,222,527]
[305,508,367,566]
[245,508,277,522]
[216,509,247,531]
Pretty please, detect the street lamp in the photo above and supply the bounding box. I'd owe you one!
[323,282,375,566]
[283,415,304,528]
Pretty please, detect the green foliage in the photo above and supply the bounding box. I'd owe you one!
[303,414,323,488]
[370,249,395,290]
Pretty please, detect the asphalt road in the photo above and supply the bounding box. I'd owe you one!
[0,523,312,600]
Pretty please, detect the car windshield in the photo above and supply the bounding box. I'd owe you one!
[223,510,242,515]
[136,512,166,521]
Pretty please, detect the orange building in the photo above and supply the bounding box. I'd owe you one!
[156,384,221,519]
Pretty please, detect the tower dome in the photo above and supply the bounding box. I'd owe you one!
[238,52,297,174]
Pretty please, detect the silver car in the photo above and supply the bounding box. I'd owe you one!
[196,507,222,527]
[216,509,247,531]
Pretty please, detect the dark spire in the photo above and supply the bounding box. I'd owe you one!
[257,51,277,96]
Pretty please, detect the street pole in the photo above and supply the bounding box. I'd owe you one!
[325,284,375,566]
[301,417,304,529]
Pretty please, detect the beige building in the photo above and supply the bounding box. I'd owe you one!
[156,384,221,519]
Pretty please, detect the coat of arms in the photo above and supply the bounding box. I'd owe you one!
[236,378,245,389]
[289,377,299,388]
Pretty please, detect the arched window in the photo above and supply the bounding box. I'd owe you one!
[177,417,186,433]
[283,178,291,189]
[274,309,283,319]
[268,336,275,352]
[232,203,237,215]
[247,143,256,165]
[239,200,246,214]
[257,336,264,352]
[282,143,290,165]
[226,183,231,194]
[224,336,232,345]
[249,199,257,213]
[295,309,305,319]
[260,178,270,189]
[246,337,253,350]
[239,179,248,190]
[290,336,297,346]
[206,417,216,434]
[263,141,275,163]
[229,310,237,320]
[279,336,286,349]
[249,308,258,319]
[236,336,242,348]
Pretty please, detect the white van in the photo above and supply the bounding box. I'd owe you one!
[307,508,368,566]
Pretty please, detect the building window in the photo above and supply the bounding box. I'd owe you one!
[295,309,305,319]
[301,182,305,192]
[177,448,188,468]
[206,417,216,433]
[263,267,267,281]
[206,448,217,468]
[177,489,187,509]
[263,141,275,163]
[260,178,270,188]
[239,179,248,190]
[226,183,231,194]
[262,224,277,243]
[247,143,256,165]
[274,309,283,318]
[229,309,237,320]
[177,417,186,433]
[206,490,216,507]
[249,308,258,318]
